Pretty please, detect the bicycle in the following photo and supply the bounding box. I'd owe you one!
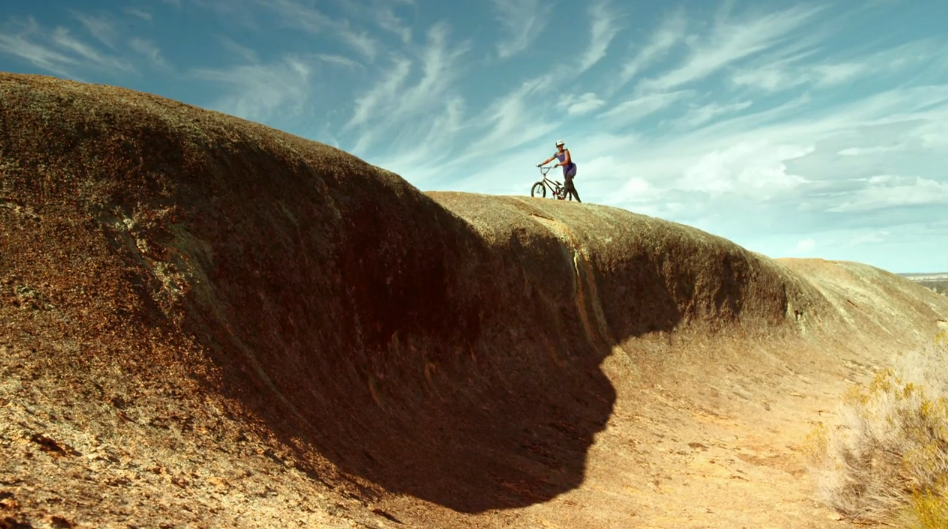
[530,165,567,200]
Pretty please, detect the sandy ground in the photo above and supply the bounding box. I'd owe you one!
[364,257,940,529]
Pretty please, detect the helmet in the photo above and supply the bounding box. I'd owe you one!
[555,140,565,147]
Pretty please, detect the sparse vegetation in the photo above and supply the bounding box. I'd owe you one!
[807,329,948,527]
[909,278,948,298]
[921,281,948,297]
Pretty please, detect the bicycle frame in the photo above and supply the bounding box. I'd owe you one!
[532,166,566,199]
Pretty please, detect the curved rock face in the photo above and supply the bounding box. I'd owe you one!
[2,74,946,528]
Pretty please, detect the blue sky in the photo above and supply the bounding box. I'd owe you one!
[2,0,947,273]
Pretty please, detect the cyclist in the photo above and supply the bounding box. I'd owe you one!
[537,140,580,202]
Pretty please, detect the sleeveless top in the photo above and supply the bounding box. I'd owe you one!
[555,151,576,174]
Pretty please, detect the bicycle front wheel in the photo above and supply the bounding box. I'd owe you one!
[530,182,546,198]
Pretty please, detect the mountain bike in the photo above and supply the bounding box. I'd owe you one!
[530,165,567,199]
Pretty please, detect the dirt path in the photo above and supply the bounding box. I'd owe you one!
[542,360,857,529]
[369,331,888,529]
[510,263,945,529]
[397,256,946,529]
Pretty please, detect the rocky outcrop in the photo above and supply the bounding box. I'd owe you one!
[1,73,946,528]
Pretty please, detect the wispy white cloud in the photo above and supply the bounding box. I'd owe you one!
[254,0,380,60]
[731,40,942,92]
[193,56,314,122]
[367,96,466,175]
[676,140,813,198]
[336,30,377,61]
[464,77,559,157]
[599,89,693,126]
[71,12,119,48]
[730,65,797,92]
[219,37,258,63]
[374,6,412,44]
[616,8,686,89]
[581,84,948,232]
[0,18,78,77]
[129,38,169,69]
[316,54,361,70]
[377,76,560,185]
[674,100,752,128]
[367,1,628,182]
[126,9,153,21]
[327,0,414,44]
[639,4,825,92]
[492,0,551,59]
[394,23,468,115]
[827,176,948,212]
[344,56,411,132]
[794,238,816,253]
[345,22,468,154]
[837,144,906,157]
[51,26,134,72]
[732,61,866,92]
[849,230,890,246]
[557,93,606,116]
[578,1,623,73]
[0,16,135,77]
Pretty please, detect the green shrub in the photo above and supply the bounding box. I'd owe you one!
[806,330,948,526]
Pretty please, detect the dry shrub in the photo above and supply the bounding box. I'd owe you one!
[807,329,948,527]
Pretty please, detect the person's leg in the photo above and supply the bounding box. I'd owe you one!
[565,177,580,202]
[565,168,580,202]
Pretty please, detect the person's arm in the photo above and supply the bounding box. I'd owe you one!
[537,154,556,167]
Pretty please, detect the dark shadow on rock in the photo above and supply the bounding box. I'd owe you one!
[122,135,698,513]
[0,74,731,515]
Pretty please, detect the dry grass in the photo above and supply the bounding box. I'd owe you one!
[807,329,948,526]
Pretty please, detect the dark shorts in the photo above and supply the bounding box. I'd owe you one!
[563,165,577,179]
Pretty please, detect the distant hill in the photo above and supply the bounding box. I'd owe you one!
[899,273,948,296]
[899,272,948,279]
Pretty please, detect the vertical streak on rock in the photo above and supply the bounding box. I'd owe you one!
[532,215,613,354]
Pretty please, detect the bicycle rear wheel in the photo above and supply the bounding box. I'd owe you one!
[530,182,546,198]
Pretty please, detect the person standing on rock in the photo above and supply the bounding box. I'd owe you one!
[538,140,581,202]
